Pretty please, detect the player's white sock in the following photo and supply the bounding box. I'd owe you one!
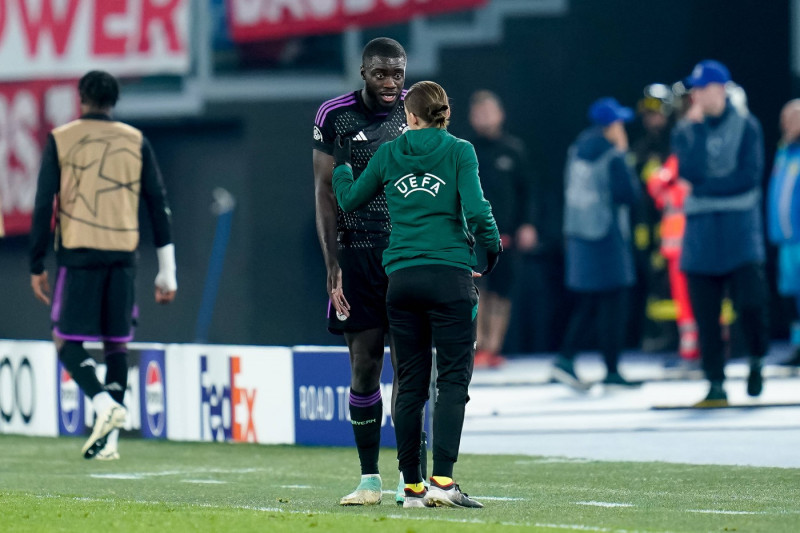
[106,429,119,449]
[92,391,115,414]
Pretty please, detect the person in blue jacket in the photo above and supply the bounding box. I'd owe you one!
[551,97,642,390]
[672,60,769,407]
[767,99,800,367]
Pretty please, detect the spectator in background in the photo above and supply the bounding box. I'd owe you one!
[646,156,701,367]
[671,60,768,407]
[468,90,538,368]
[767,99,800,368]
[552,97,642,390]
[644,83,700,369]
[0,193,4,237]
[630,84,679,354]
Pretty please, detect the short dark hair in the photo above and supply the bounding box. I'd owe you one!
[78,70,119,109]
[470,90,503,111]
[361,37,406,65]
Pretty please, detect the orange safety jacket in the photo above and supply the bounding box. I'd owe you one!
[646,154,689,260]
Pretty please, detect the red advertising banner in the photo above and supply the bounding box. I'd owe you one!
[227,0,488,42]
[0,0,189,81]
[0,80,80,236]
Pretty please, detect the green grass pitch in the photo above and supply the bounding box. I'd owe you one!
[1,434,798,532]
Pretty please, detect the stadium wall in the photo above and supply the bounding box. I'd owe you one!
[0,340,405,447]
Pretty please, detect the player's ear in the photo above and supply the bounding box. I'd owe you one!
[360,66,365,80]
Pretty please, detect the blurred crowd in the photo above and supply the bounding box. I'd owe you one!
[472,60,800,407]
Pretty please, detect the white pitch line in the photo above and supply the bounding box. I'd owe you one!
[181,480,228,484]
[528,524,614,532]
[88,468,262,480]
[576,501,634,508]
[280,485,312,489]
[90,474,143,480]
[688,509,760,515]
[515,458,593,464]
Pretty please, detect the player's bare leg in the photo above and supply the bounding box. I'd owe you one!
[475,291,510,367]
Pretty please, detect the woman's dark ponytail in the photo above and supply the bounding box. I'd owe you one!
[405,81,451,129]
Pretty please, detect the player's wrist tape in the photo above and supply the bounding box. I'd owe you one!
[156,244,177,291]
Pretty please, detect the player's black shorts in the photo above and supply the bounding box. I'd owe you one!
[51,265,137,342]
[327,247,389,334]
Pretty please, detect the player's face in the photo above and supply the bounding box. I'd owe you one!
[691,84,726,116]
[641,110,667,133]
[361,55,406,110]
[781,106,800,143]
[469,99,504,137]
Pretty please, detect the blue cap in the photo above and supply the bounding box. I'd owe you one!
[685,60,730,88]
[588,97,634,126]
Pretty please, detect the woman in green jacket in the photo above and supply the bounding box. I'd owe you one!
[332,81,501,509]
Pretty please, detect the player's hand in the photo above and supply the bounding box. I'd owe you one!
[155,244,177,304]
[155,287,176,304]
[31,272,51,306]
[327,264,350,319]
[482,243,503,276]
[154,271,177,305]
[333,135,352,168]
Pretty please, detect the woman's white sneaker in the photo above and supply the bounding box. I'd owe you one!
[423,479,483,508]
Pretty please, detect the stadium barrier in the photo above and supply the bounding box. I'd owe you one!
[0,340,413,447]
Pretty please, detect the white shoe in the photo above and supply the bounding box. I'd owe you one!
[424,479,484,508]
[95,443,120,461]
[82,404,127,459]
[339,474,382,505]
[403,487,430,508]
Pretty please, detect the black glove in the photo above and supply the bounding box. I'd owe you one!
[333,135,352,168]
[482,243,503,275]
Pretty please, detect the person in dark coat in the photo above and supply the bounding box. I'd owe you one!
[552,97,642,390]
[671,60,769,407]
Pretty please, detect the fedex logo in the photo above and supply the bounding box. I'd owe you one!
[200,355,257,443]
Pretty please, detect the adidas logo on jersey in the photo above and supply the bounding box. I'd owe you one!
[352,131,368,142]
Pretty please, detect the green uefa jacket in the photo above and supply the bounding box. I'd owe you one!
[333,127,501,275]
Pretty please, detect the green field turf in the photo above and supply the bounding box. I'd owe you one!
[0,434,797,532]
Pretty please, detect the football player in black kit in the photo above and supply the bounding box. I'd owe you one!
[313,37,425,505]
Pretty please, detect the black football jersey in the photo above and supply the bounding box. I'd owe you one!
[313,89,408,248]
